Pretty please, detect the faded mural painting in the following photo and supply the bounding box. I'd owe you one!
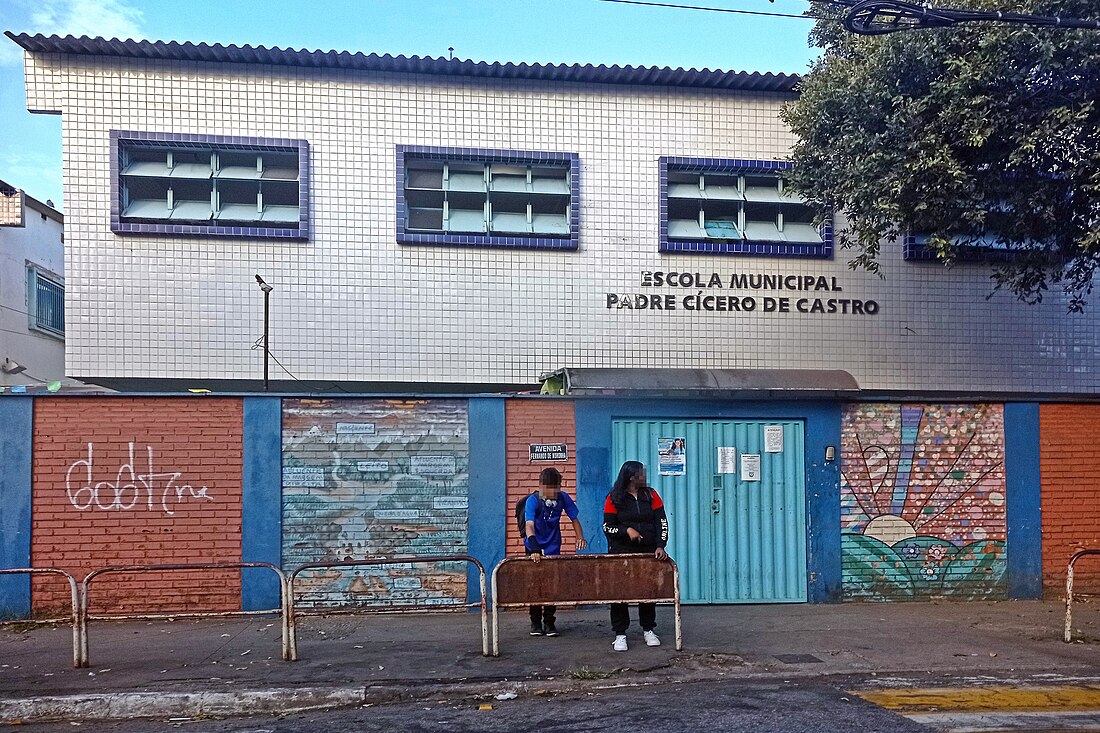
[282,399,470,609]
[840,404,1008,600]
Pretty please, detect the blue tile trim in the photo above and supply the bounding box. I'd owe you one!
[467,398,506,604]
[573,398,842,603]
[395,145,580,252]
[111,130,310,241]
[0,397,33,620]
[658,157,833,259]
[903,232,1020,262]
[242,397,283,611]
[1005,402,1042,599]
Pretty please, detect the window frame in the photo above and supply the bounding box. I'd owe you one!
[27,263,64,338]
[110,131,310,240]
[903,232,1022,262]
[659,157,832,258]
[396,145,579,251]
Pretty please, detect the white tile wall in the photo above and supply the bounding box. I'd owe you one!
[24,53,1100,393]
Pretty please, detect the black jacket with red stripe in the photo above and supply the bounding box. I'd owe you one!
[603,488,669,553]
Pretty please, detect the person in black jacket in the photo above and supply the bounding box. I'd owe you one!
[602,460,669,652]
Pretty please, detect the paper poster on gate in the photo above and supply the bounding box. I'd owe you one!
[658,437,687,476]
[764,425,784,453]
[717,447,737,474]
[740,454,761,482]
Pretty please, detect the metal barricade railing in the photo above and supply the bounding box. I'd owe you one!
[80,562,290,667]
[491,554,682,656]
[287,555,489,661]
[1064,550,1100,643]
[0,568,81,668]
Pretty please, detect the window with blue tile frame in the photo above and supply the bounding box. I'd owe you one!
[660,157,832,258]
[27,265,64,337]
[111,131,310,240]
[396,146,579,250]
[904,223,1023,262]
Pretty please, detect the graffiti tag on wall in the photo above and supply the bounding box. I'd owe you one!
[840,404,1007,600]
[65,442,213,515]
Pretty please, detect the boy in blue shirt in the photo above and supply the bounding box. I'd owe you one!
[523,467,587,636]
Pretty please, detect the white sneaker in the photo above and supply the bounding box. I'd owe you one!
[612,634,628,652]
[643,630,661,647]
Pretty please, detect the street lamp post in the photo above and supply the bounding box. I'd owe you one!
[255,275,273,391]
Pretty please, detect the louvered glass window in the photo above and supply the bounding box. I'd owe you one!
[398,147,579,251]
[661,158,831,257]
[113,132,309,239]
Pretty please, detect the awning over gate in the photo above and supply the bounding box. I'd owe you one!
[538,368,860,399]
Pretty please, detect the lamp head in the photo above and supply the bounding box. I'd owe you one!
[2,359,27,375]
[255,274,273,293]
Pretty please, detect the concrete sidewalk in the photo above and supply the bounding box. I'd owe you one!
[3,600,1100,722]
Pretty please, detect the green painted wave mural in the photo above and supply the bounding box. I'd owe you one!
[842,534,1007,600]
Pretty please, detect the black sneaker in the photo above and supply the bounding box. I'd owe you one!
[530,622,544,636]
[544,622,558,637]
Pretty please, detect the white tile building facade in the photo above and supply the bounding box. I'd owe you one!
[13,35,1099,395]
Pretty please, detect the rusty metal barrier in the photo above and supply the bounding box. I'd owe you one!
[0,568,82,668]
[491,553,681,656]
[286,555,489,661]
[1064,549,1100,643]
[80,562,290,667]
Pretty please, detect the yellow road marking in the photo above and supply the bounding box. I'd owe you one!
[855,685,1100,713]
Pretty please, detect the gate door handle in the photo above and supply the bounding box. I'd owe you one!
[711,498,720,514]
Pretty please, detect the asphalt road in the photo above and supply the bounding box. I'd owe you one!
[27,679,929,733]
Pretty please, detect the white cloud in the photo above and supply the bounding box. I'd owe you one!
[29,0,145,40]
[0,0,145,65]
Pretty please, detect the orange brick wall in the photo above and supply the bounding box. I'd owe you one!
[1041,404,1100,595]
[32,398,244,615]
[505,399,578,558]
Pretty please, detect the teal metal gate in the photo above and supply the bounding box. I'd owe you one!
[612,419,807,603]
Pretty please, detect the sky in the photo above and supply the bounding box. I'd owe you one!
[0,0,823,208]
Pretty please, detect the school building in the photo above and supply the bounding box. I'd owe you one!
[1,32,1098,618]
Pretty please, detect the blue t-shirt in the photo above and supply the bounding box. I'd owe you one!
[524,490,579,556]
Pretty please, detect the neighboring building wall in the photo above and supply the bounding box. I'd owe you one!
[0,186,65,387]
[504,398,578,558]
[30,398,243,615]
[281,398,470,608]
[1040,404,1100,595]
[840,404,1008,600]
[20,49,1100,394]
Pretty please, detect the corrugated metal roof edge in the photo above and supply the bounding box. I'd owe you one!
[3,33,801,93]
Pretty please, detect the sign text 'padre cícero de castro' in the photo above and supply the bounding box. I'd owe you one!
[605,270,880,315]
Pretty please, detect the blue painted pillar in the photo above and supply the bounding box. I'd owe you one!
[574,400,612,554]
[241,397,283,611]
[468,398,506,603]
[805,404,843,603]
[1005,402,1042,599]
[0,397,33,620]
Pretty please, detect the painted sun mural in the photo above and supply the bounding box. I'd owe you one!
[840,404,1008,600]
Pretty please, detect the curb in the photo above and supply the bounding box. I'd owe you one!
[0,687,366,724]
[6,659,1100,724]
[0,655,746,724]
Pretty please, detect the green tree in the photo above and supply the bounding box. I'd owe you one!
[782,0,1100,310]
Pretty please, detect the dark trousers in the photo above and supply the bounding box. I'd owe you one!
[529,604,556,626]
[526,546,555,626]
[607,544,658,635]
[610,602,656,635]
